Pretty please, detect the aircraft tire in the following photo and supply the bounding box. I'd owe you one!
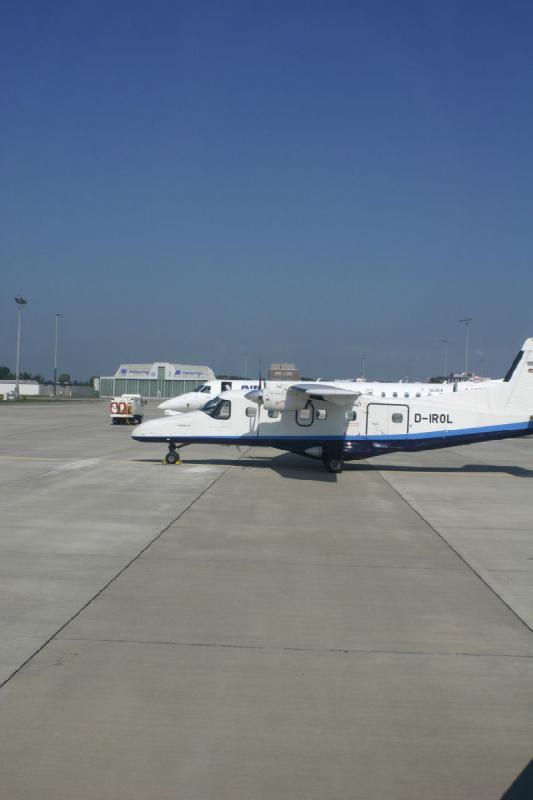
[325,457,343,473]
[165,452,178,465]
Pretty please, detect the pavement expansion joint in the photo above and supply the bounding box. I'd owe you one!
[377,470,533,635]
[138,555,468,571]
[56,636,533,660]
[0,453,250,692]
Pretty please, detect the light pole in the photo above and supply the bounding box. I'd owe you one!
[243,352,248,378]
[438,338,448,379]
[53,313,62,396]
[360,355,366,379]
[459,318,472,375]
[14,296,27,398]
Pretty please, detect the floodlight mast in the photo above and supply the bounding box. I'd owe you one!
[438,338,448,378]
[459,318,473,375]
[53,313,62,396]
[14,296,27,398]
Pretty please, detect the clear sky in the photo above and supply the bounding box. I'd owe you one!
[1,0,533,380]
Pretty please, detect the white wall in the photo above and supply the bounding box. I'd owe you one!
[0,381,41,398]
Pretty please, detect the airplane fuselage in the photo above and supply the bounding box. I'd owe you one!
[134,383,533,465]
[134,341,533,472]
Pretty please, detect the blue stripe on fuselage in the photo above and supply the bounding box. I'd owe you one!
[351,420,533,441]
[132,419,533,452]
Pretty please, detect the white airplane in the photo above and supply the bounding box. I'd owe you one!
[158,379,260,414]
[132,340,533,473]
[158,376,497,415]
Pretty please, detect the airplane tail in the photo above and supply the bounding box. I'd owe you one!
[504,338,533,412]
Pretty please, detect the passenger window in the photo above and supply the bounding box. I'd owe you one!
[391,413,404,423]
[381,392,386,398]
[295,406,314,426]
[245,406,256,417]
[345,410,357,421]
[213,400,231,419]
[416,392,421,398]
[316,409,327,420]
[393,392,398,398]
[404,392,409,398]
[268,409,280,419]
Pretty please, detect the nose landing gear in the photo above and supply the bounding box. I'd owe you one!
[164,443,181,465]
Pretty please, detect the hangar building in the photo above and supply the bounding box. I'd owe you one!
[98,363,215,399]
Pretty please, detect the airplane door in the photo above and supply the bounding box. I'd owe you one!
[366,404,409,435]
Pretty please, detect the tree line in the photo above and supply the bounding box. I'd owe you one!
[0,366,93,386]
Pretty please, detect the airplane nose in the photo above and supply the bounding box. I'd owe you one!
[158,399,172,410]
[131,419,158,440]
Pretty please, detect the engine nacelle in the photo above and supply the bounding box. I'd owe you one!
[262,383,308,412]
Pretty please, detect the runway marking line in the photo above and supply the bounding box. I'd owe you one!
[0,455,65,462]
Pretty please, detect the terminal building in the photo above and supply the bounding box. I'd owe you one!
[98,363,215,399]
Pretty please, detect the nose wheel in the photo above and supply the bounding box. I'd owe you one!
[164,443,181,465]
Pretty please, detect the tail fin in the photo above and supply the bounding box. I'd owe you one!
[504,338,533,411]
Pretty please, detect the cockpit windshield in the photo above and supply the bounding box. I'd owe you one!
[202,397,231,420]
[193,384,212,393]
[203,396,220,412]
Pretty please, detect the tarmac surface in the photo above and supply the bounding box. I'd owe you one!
[0,399,532,799]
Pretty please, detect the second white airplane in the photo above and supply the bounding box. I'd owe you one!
[159,376,498,415]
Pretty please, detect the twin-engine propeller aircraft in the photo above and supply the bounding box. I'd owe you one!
[132,340,533,473]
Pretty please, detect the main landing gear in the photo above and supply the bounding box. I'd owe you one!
[322,448,344,473]
[324,457,343,473]
[164,443,181,465]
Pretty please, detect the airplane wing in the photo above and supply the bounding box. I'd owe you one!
[288,382,360,406]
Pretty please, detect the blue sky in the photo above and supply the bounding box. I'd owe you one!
[1,0,533,380]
